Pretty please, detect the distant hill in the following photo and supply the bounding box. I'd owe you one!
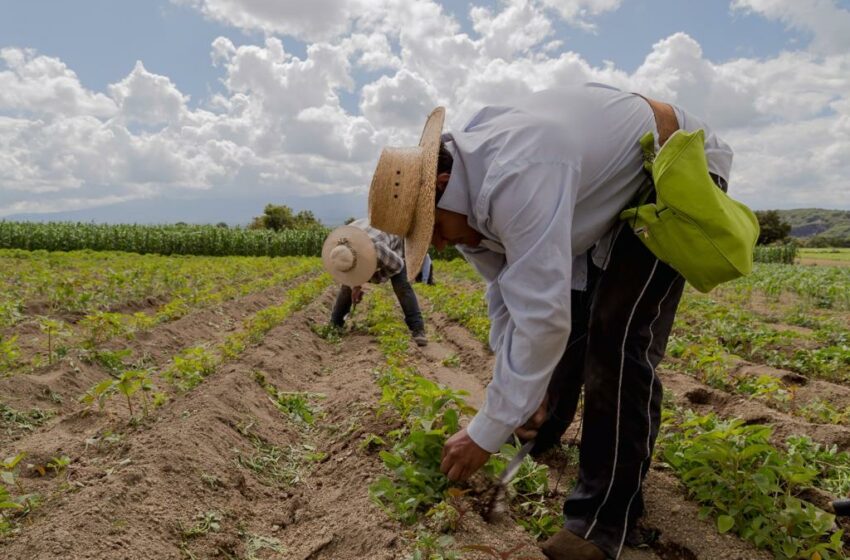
[5,193,367,228]
[777,209,850,240]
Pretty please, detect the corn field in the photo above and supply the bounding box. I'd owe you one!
[753,243,797,264]
[0,221,327,257]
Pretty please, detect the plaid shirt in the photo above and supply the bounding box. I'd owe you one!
[351,219,404,284]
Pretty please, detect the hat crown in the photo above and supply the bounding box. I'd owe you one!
[368,146,423,237]
[329,243,355,272]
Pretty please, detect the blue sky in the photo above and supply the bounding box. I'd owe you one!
[0,0,848,222]
[0,0,804,109]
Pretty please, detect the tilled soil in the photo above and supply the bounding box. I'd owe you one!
[0,286,844,559]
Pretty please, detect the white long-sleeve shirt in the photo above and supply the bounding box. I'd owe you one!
[438,83,733,453]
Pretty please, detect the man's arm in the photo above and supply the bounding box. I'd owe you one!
[466,161,579,453]
[458,246,509,353]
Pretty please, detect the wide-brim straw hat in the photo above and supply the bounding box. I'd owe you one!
[368,106,445,281]
[321,225,377,287]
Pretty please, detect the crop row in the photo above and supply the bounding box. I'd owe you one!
[658,407,847,559]
[719,263,850,311]
[364,286,561,558]
[424,260,850,558]
[673,293,850,382]
[0,222,328,257]
[754,244,798,264]
[0,257,323,376]
[0,249,308,323]
[1,275,333,538]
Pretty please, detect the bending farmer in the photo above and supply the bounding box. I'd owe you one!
[366,83,734,560]
[322,219,428,347]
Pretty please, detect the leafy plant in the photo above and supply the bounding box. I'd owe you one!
[658,410,844,559]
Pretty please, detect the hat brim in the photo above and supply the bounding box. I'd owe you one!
[404,106,444,281]
[322,226,378,286]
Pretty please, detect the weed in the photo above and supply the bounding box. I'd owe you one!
[200,472,224,489]
[179,511,222,538]
[243,532,284,559]
[360,433,387,451]
[0,403,53,437]
[235,432,303,488]
[441,354,461,368]
[311,322,343,343]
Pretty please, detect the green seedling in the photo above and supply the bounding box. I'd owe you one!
[441,354,461,368]
[85,348,133,374]
[359,433,387,451]
[164,346,217,391]
[36,317,69,365]
[409,531,460,560]
[0,335,21,375]
[311,323,343,343]
[80,379,116,413]
[179,511,222,538]
[47,456,71,476]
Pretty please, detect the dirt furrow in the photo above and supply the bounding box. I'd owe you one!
[0,273,319,451]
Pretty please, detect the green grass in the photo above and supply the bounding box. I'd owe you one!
[799,248,850,262]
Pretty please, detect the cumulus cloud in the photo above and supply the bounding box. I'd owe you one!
[0,48,116,118]
[108,61,188,126]
[732,0,850,55]
[1,0,848,217]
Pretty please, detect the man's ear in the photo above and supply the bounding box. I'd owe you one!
[436,172,451,194]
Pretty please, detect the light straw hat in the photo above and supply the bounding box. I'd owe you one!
[321,225,378,287]
[368,106,445,281]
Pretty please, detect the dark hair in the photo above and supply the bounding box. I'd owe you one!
[435,141,453,205]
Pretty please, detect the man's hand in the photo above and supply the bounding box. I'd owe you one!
[351,285,365,304]
[440,427,491,482]
[514,394,548,441]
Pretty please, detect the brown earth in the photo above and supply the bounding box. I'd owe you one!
[0,286,843,560]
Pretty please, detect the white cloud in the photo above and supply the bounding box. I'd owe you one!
[173,0,363,41]
[2,0,849,218]
[108,61,188,126]
[0,48,116,118]
[538,0,623,31]
[731,0,850,55]
[470,0,553,59]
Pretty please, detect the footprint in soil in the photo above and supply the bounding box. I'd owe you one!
[683,388,713,405]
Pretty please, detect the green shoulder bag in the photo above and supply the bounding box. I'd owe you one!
[619,129,759,293]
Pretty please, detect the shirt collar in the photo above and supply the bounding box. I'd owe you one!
[436,134,471,216]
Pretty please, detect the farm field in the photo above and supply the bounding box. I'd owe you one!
[799,249,850,268]
[1,250,850,559]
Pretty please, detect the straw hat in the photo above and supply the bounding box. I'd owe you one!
[321,225,378,287]
[368,106,445,281]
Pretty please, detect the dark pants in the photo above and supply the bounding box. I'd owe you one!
[330,267,425,333]
[536,225,685,559]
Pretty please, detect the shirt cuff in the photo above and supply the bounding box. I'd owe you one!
[467,409,515,454]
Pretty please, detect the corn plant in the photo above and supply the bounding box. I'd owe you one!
[0,221,328,257]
